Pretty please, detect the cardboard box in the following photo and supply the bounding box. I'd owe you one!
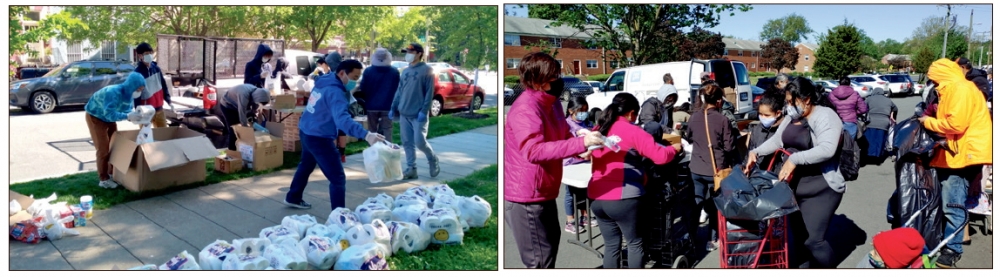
[109,127,219,193]
[9,190,34,226]
[234,124,285,171]
[214,150,244,174]
[723,87,737,106]
[662,134,682,145]
[272,94,296,110]
[283,139,301,152]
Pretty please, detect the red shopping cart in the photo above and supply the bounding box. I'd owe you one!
[718,149,792,269]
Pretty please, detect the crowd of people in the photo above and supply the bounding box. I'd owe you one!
[81,41,451,213]
[503,51,992,269]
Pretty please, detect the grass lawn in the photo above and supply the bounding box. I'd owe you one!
[388,164,498,270]
[10,107,498,210]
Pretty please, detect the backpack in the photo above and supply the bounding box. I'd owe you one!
[838,130,861,181]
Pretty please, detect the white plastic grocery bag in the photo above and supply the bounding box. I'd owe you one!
[281,214,318,238]
[362,193,395,210]
[459,195,493,228]
[403,186,434,204]
[198,240,236,270]
[260,225,301,244]
[298,235,341,270]
[39,209,79,240]
[326,207,362,232]
[222,238,271,270]
[263,239,308,270]
[394,194,429,209]
[426,184,457,199]
[363,142,404,183]
[355,203,392,224]
[333,242,390,270]
[386,221,431,254]
[158,250,201,270]
[391,203,428,224]
[417,208,464,245]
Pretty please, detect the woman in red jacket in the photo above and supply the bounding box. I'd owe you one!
[588,93,683,268]
[504,52,605,268]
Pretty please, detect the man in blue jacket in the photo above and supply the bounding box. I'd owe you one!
[391,43,440,179]
[84,72,146,189]
[133,42,173,128]
[359,47,400,142]
[244,43,274,88]
[285,59,385,210]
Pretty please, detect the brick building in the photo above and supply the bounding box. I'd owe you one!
[881,54,913,72]
[721,37,766,72]
[788,43,819,73]
[504,16,621,77]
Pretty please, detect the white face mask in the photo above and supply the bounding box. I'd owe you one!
[143,54,154,63]
[133,89,143,99]
[405,53,416,63]
[759,115,777,128]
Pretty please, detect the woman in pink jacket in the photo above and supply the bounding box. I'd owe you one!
[589,93,683,268]
[504,52,605,268]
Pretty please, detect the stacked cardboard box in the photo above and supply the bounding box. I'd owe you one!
[280,111,302,152]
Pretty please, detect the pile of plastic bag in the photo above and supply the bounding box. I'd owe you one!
[363,142,405,183]
[121,184,491,270]
[9,193,84,244]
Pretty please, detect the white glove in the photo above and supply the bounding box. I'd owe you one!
[365,132,385,145]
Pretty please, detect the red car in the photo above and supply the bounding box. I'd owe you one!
[431,68,486,116]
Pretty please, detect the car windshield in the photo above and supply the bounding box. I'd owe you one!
[563,77,581,84]
[883,75,908,82]
[42,64,68,77]
[588,82,600,88]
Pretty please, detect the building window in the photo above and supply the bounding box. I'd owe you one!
[610,60,619,69]
[805,54,809,61]
[67,42,83,62]
[750,62,756,69]
[504,34,520,46]
[738,50,744,57]
[724,50,729,56]
[586,60,598,69]
[549,37,562,48]
[804,65,809,72]
[751,51,756,57]
[557,59,563,68]
[506,58,520,69]
[100,41,116,60]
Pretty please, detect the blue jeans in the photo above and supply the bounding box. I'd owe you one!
[564,185,587,217]
[843,122,858,139]
[937,165,981,254]
[286,131,347,211]
[400,115,437,168]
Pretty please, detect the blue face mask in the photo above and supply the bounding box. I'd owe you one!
[759,115,778,128]
[575,112,589,121]
[346,80,357,91]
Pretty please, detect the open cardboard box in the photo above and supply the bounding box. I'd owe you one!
[215,150,244,174]
[109,127,219,193]
[9,190,34,226]
[234,123,284,172]
[662,133,682,145]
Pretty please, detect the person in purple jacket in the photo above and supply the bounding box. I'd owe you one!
[504,52,605,268]
[828,76,868,138]
[562,96,595,234]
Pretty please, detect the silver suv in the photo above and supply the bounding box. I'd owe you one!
[10,60,136,113]
[849,75,891,95]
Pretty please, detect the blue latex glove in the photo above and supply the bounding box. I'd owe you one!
[417,112,427,123]
[388,110,397,121]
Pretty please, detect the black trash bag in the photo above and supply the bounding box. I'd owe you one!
[714,166,800,221]
[724,220,767,267]
[891,118,937,157]
[886,116,944,248]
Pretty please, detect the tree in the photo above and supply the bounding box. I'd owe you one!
[340,6,393,52]
[678,27,726,60]
[426,6,498,70]
[63,6,263,52]
[759,13,813,44]
[376,7,427,51]
[926,27,968,60]
[813,23,864,79]
[877,38,905,57]
[10,6,86,56]
[911,46,936,74]
[527,4,752,66]
[760,38,799,72]
[902,16,971,55]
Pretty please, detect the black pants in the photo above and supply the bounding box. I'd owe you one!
[213,104,242,151]
[789,174,843,268]
[591,198,643,268]
[505,200,560,268]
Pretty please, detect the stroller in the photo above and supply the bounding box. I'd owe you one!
[859,198,970,268]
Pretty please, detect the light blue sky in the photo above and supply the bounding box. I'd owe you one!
[504,4,993,44]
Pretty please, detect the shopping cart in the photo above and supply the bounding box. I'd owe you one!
[717,149,792,269]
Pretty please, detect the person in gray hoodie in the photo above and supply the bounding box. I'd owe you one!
[747,77,845,268]
[214,83,271,150]
[390,43,439,179]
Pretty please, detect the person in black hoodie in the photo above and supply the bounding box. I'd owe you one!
[244,43,274,88]
[271,56,293,91]
[956,57,990,99]
[133,42,173,128]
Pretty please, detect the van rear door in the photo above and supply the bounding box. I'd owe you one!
[688,59,708,109]
[731,62,753,115]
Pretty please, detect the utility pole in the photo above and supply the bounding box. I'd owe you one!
[942,5,951,58]
[967,9,974,58]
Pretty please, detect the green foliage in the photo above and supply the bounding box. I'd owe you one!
[928,28,968,60]
[503,75,520,83]
[760,38,799,71]
[877,38,905,57]
[749,71,777,77]
[759,13,813,44]
[813,23,864,80]
[377,7,428,51]
[912,46,936,74]
[586,74,611,82]
[425,6,498,70]
[526,4,751,66]
[10,6,86,56]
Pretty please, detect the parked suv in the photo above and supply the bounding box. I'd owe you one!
[877,74,914,97]
[10,60,136,113]
[849,75,891,95]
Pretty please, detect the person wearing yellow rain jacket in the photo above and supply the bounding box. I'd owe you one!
[919,58,993,268]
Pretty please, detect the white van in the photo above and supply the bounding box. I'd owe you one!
[587,59,753,119]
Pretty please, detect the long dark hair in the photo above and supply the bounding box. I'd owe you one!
[699,83,725,111]
[566,96,589,117]
[785,77,822,107]
[597,93,640,136]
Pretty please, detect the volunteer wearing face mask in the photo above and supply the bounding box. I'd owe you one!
[214,84,272,151]
[244,43,274,88]
[321,52,353,163]
[285,60,385,211]
[746,92,786,171]
[562,96,595,234]
[504,52,606,268]
[308,56,329,81]
[133,42,173,128]
[84,72,147,189]
[390,43,440,179]
[747,77,845,269]
[271,56,293,91]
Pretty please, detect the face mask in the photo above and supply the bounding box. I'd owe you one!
[143,54,154,63]
[405,53,415,63]
[346,80,358,92]
[784,103,802,120]
[575,112,589,121]
[263,58,271,63]
[546,78,565,97]
[759,115,777,128]
[663,99,676,108]
[133,89,143,99]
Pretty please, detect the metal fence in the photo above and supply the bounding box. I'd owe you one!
[157,34,285,84]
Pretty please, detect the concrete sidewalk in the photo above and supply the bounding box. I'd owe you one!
[9,126,497,270]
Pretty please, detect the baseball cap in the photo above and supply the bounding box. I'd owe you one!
[955,57,972,68]
[402,43,424,54]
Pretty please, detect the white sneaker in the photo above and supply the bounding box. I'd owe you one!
[99,180,120,189]
[700,210,709,224]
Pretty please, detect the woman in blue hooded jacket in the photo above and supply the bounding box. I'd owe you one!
[84,72,146,189]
